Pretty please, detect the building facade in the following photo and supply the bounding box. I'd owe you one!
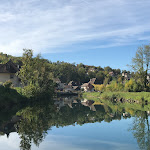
[0,60,21,87]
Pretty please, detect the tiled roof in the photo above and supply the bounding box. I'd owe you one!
[0,60,19,73]
[81,83,89,87]
[89,78,96,84]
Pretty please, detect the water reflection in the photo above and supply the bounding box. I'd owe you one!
[130,111,150,150]
[0,96,150,150]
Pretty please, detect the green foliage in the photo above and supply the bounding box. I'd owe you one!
[53,61,79,83]
[95,78,144,92]
[88,71,96,79]
[78,67,87,83]
[125,79,134,92]
[104,66,112,72]
[15,87,23,95]
[96,71,105,84]
[84,92,150,103]
[0,52,22,65]
[1,44,150,95]
[18,49,54,99]
[113,69,121,75]
[104,80,124,92]
[3,80,12,88]
[1,94,150,150]
[0,85,26,108]
[14,98,127,149]
[132,44,150,89]
[103,75,112,86]
[124,79,143,92]
[93,84,105,92]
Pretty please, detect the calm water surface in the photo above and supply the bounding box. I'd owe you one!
[0,96,149,150]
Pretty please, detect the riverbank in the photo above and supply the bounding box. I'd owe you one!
[0,85,54,109]
[83,92,150,112]
[83,92,150,103]
[0,86,27,108]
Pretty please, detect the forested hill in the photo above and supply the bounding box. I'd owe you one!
[0,52,127,85]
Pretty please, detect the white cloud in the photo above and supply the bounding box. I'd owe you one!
[0,133,20,150]
[0,0,150,55]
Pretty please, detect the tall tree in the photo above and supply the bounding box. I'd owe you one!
[18,49,54,98]
[132,44,150,90]
[131,111,150,150]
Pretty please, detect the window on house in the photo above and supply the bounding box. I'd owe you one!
[10,74,14,79]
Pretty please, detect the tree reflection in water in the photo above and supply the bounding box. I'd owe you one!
[15,97,123,150]
[0,97,150,150]
[130,111,150,150]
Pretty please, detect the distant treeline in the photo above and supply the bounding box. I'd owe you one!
[0,51,129,85]
[1,44,150,94]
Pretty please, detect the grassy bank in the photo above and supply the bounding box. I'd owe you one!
[83,92,150,112]
[83,92,150,103]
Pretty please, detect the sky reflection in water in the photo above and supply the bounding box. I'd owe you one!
[0,97,149,150]
[0,118,139,150]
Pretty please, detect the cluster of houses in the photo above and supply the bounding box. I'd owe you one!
[122,72,132,80]
[0,60,96,92]
[54,78,80,93]
[122,72,150,82]
[1,60,150,91]
[54,78,97,93]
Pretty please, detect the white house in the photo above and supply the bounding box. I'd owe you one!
[81,83,94,92]
[0,60,20,87]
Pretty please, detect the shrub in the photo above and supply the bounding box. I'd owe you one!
[124,79,140,92]
[15,87,23,95]
[22,84,39,99]
[3,80,12,88]
[93,84,105,92]
[105,81,118,92]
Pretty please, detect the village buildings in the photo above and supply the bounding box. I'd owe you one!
[81,82,94,92]
[122,72,131,80]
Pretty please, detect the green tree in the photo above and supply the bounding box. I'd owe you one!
[88,71,96,79]
[53,62,78,83]
[132,45,150,90]
[104,66,112,72]
[18,49,54,99]
[103,75,112,86]
[96,71,105,84]
[131,111,150,150]
[78,67,86,84]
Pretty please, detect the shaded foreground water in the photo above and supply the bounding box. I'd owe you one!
[0,96,150,150]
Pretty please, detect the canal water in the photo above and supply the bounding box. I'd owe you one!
[0,96,149,150]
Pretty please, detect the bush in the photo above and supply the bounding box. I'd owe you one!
[15,87,23,95]
[22,84,39,99]
[125,79,140,92]
[93,84,105,92]
[105,80,123,92]
[0,85,26,108]
[3,80,12,88]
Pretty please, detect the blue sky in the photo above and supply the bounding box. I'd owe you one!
[0,0,150,70]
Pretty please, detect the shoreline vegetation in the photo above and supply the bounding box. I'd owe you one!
[83,92,150,103]
[0,44,150,106]
[83,92,150,113]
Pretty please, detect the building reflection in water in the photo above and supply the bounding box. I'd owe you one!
[0,96,150,150]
